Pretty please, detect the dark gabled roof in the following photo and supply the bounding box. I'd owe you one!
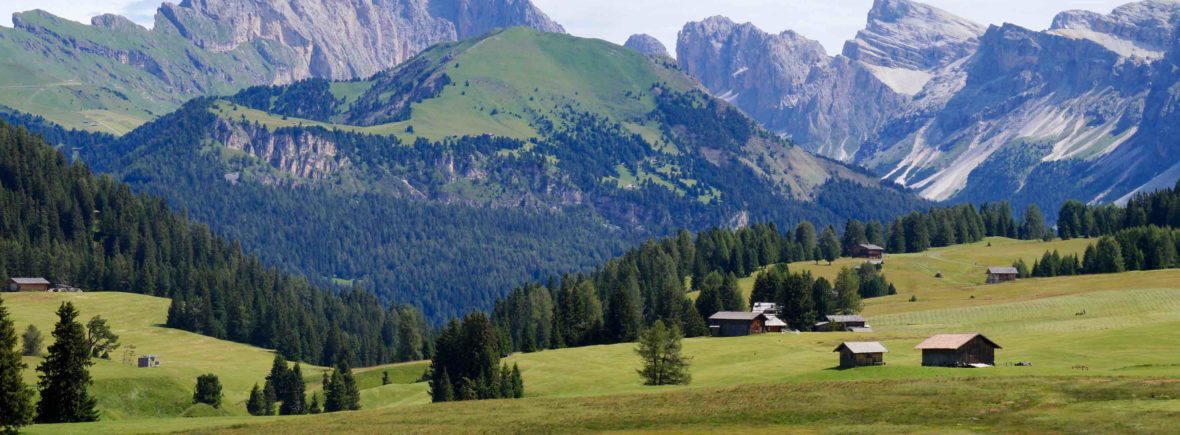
[987,267,1019,275]
[708,311,767,321]
[825,314,866,323]
[833,341,888,354]
[858,243,885,251]
[914,333,1002,350]
[8,277,49,285]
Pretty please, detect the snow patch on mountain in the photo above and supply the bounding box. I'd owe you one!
[864,64,933,95]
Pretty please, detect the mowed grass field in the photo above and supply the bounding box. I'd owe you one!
[9,237,1180,433]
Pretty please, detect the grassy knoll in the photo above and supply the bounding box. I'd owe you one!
[11,237,1180,433]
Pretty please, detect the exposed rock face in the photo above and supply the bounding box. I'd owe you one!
[213,118,350,181]
[158,0,564,80]
[677,0,1180,211]
[624,34,671,58]
[677,15,909,161]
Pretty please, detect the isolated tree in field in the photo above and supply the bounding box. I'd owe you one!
[636,320,691,386]
[21,324,43,356]
[85,315,119,359]
[193,374,223,409]
[819,226,841,265]
[0,296,35,434]
[36,302,99,423]
[381,370,391,385]
[246,383,268,416]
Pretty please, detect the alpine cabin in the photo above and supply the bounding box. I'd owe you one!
[815,314,871,332]
[915,333,1002,367]
[708,312,768,337]
[986,267,1019,284]
[851,244,885,260]
[6,278,50,292]
[834,342,888,368]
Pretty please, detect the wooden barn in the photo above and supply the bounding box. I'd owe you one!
[708,312,768,337]
[6,278,50,292]
[834,342,888,368]
[814,314,871,332]
[764,315,788,333]
[986,267,1019,284]
[915,333,1002,367]
[851,243,885,260]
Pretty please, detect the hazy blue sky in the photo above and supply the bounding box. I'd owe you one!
[1,0,1136,54]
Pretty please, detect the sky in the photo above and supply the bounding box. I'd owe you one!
[0,0,1136,55]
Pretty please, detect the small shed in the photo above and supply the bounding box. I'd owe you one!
[851,244,885,260]
[764,314,788,333]
[986,267,1018,284]
[915,333,1001,367]
[137,355,160,368]
[815,314,869,332]
[834,341,888,368]
[6,278,50,292]
[708,311,768,337]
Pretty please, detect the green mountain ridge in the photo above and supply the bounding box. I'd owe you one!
[33,28,930,322]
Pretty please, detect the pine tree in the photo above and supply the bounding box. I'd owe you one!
[85,316,119,359]
[192,374,223,409]
[432,369,455,402]
[21,324,43,356]
[511,363,524,398]
[338,361,360,410]
[36,302,99,423]
[261,382,277,416]
[279,363,306,415]
[323,369,345,412]
[264,354,289,411]
[497,364,513,398]
[635,320,691,386]
[308,392,322,414]
[246,383,267,416]
[0,295,35,434]
[381,370,391,386]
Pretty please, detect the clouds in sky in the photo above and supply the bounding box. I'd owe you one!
[1,0,1135,54]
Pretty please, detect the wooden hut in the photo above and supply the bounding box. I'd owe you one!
[815,314,871,332]
[764,315,788,332]
[6,278,50,292]
[915,333,1002,367]
[986,267,1018,284]
[851,244,885,260]
[707,312,768,337]
[834,342,888,368]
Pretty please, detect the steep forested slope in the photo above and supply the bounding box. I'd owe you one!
[0,120,427,366]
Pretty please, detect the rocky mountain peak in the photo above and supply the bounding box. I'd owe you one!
[844,0,985,76]
[624,34,671,59]
[154,0,564,80]
[1050,0,1180,59]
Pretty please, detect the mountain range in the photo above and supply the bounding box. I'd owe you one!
[675,0,1180,213]
[23,25,924,321]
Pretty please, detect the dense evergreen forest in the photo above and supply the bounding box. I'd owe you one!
[0,120,425,366]
[1024,183,1180,278]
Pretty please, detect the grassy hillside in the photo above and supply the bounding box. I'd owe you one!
[12,238,1180,433]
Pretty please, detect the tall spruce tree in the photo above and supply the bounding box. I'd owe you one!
[36,302,98,423]
[0,296,35,434]
[279,363,306,415]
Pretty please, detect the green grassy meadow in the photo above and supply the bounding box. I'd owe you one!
[8,237,1180,433]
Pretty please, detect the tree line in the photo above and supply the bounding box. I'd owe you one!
[1026,226,1180,278]
[1057,182,1180,239]
[0,120,428,367]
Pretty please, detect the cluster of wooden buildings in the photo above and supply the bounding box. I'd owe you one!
[834,333,1001,368]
